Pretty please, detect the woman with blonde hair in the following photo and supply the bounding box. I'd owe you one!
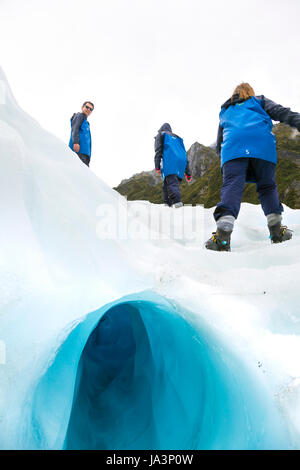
[205,82,300,251]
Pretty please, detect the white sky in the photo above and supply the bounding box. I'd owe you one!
[1,0,300,187]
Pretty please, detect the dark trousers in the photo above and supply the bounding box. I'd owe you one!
[162,174,182,206]
[78,153,90,167]
[214,158,283,221]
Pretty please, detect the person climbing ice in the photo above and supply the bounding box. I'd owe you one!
[69,101,94,167]
[154,123,192,207]
[205,82,300,252]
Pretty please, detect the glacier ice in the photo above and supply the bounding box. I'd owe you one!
[0,66,300,450]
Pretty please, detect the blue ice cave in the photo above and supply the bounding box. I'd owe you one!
[27,291,289,450]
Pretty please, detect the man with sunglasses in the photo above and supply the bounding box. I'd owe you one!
[69,101,94,166]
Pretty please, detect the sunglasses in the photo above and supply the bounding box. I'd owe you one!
[85,105,94,111]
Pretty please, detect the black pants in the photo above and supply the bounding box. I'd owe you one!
[78,153,90,167]
[162,174,182,206]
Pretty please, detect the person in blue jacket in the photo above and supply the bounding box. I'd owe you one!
[154,123,192,207]
[69,101,94,166]
[205,83,300,252]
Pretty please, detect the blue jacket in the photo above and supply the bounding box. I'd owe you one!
[217,95,300,169]
[154,123,191,180]
[69,112,92,157]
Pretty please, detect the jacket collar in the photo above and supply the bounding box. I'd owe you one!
[221,94,249,109]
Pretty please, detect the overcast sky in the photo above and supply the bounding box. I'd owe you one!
[1,0,300,187]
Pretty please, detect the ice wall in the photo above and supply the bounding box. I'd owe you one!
[0,66,150,448]
[0,67,299,450]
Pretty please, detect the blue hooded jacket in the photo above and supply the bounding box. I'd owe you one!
[69,113,92,158]
[219,96,276,167]
[154,123,190,180]
[217,95,300,171]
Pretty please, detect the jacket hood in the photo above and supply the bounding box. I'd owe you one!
[158,123,172,133]
[221,94,253,110]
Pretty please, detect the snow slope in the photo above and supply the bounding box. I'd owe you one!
[0,67,300,450]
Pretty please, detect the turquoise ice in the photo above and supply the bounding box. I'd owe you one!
[27,292,289,450]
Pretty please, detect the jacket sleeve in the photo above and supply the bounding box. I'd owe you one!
[261,96,300,131]
[71,113,85,144]
[154,132,164,169]
[216,124,223,157]
[185,160,191,177]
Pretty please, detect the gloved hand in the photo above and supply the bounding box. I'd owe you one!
[155,168,161,175]
[73,143,80,153]
[185,174,192,183]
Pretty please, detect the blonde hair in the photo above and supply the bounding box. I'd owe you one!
[231,82,255,101]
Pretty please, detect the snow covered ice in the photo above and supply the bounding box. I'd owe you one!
[0,66,300,450]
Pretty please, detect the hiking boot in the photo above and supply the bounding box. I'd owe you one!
[205,229,232,252]
[268,222,293,244]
